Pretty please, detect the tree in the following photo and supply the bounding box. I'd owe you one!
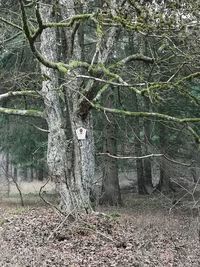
[0,0,200,212]
[100,90,121,205]
[18,0,119,212]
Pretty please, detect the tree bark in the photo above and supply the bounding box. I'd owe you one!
[18,0,117,213]
[40,1,95,212]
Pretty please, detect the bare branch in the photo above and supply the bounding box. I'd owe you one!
[0,162,24,207]
[117,53,154,65]
[76,74,145,88]
[0,17,23,31]
[0,32,22,46]
[0,107,44,118]
[98,152,192,167]
[92,104,200,124]
[39,177,65,216]
[29,123,49,133]
[98,152,163,159]
[19,0,58,70]
[44,14,93,28]
[0,91,39,101]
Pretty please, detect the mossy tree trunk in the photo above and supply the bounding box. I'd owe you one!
[40,1,95,212]
[17,0,120,212]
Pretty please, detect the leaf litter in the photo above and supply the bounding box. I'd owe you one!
[0,206,199,266]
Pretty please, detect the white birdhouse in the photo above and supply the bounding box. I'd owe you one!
[76,127,87,140]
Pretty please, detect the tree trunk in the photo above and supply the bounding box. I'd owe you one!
[100,92,121,205]
[157,122,170,192]
[22,167,28,181]
[132,93,146,194]
[143,97,154,193]
[37,167,44,181]
[67,110,95,212]
[30,167,34,182]
[3,101,10,196]
[5,152,10,197]
[13,167,17,181]
[40,1,94,212]
[135,129,146,194]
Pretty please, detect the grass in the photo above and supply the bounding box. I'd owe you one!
[9,180,55,195]
[0,180,58,207]
[1,193,58,207]
[1,180,199,219]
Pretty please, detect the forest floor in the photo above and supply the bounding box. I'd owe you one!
[0,195,199,267]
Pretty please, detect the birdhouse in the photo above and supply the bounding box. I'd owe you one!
[76,127,87,140]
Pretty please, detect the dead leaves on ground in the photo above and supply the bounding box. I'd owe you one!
[0,207,199,266]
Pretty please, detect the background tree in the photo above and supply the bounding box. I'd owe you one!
[100,90,121,205]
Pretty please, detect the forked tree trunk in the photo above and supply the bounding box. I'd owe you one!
[40,2,94,212]
[33,0,116,212]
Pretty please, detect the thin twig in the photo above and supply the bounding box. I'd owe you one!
[47,208,76,241]
[98,152,163,159]
[29,123,49,133]
[39,177,65,215]
[80,219,114,243]
[0,163,24,206]
[98,152,193,167]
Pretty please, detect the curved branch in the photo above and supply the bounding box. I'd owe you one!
[19,1,93,72]
[29,123,49,133]
[92,104,200,124]
[98,152,163,160]
[117,53,154,65]
[98,152,192,167]
[19,0,58,70]
[44,14,93,28]
[141,72,200,95]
